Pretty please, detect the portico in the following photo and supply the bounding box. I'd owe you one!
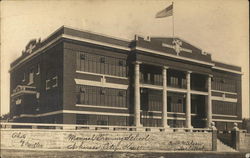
[133,61,212,129]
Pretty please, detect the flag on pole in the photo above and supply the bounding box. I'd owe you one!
[155,3,173,18]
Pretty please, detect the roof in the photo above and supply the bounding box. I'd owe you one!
[10,26,242,74]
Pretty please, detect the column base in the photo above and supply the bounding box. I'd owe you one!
[162,127,172,132]
[162,125,170,129]
[31,125,37,129]
[135,124,143,128]
[62,126,76,130]
[185,123,193,129]
[132,123,143,131]
[5,125,12,128]
[135,126,145,132]
[186,126,194,132]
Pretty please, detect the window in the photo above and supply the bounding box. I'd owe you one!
[76,52,127,77]
[100,57,105,63]
[97,115,108,125]
[28,68,34,85]
[15,98,22,105]
[119,60,125,66]
[76,114,89,125]
[45,72,58,90]
[177,98,182,104]
[212,100,237,115]
[22,72,26,82]
[141,89,162,111]
[118,91,125,97]
[191,103,197,114]
[100,89,106,95]
[76,85,127,108]
[212,77,236,92]
[46,79,50,90]
[51,76,58,88]
[181,78,187,88]
[36,64,40,75]
[170,76,178,87]
[140,69,162,86]
[167,94,185,113]
[147,73,151,82]
[80,54,86,60]
[80,87,86,93]
[153,74,162,85]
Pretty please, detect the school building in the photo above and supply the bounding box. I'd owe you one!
[9,26,243,130]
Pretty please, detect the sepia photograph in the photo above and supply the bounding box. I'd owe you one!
[0,0,249,157]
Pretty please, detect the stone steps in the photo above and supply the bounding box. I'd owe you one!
[217,139,237,152]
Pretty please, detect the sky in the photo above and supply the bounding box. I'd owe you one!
[0,0,249,118]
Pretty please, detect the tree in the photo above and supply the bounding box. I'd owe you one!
[0,112,10,121]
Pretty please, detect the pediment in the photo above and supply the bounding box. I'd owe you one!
[151,37,206,55]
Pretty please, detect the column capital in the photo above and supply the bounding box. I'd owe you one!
[208,74,213,78]
[186,71,192,74]
[133,61,142,65]
[163,66,169,69]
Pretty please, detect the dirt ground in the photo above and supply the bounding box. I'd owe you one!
[0,150,249,158]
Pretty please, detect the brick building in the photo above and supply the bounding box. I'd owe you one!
[9,26,243,130]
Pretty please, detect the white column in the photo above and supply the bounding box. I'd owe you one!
[186,71,192,128]
[206,74,213,128]
[134,61,142,127]
[162,66,169,128]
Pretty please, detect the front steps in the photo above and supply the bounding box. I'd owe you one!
[217,139,237,152]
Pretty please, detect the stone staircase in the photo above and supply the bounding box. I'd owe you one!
[217,139,237,152]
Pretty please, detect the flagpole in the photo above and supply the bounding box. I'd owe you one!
[172,2,174,41]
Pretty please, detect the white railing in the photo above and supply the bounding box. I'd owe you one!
[12,85,36,93]
[0,122,213,132]
[11,85,36,97]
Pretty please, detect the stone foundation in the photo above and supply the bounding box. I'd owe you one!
[1,129,213,152]
[239,132,250,152]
